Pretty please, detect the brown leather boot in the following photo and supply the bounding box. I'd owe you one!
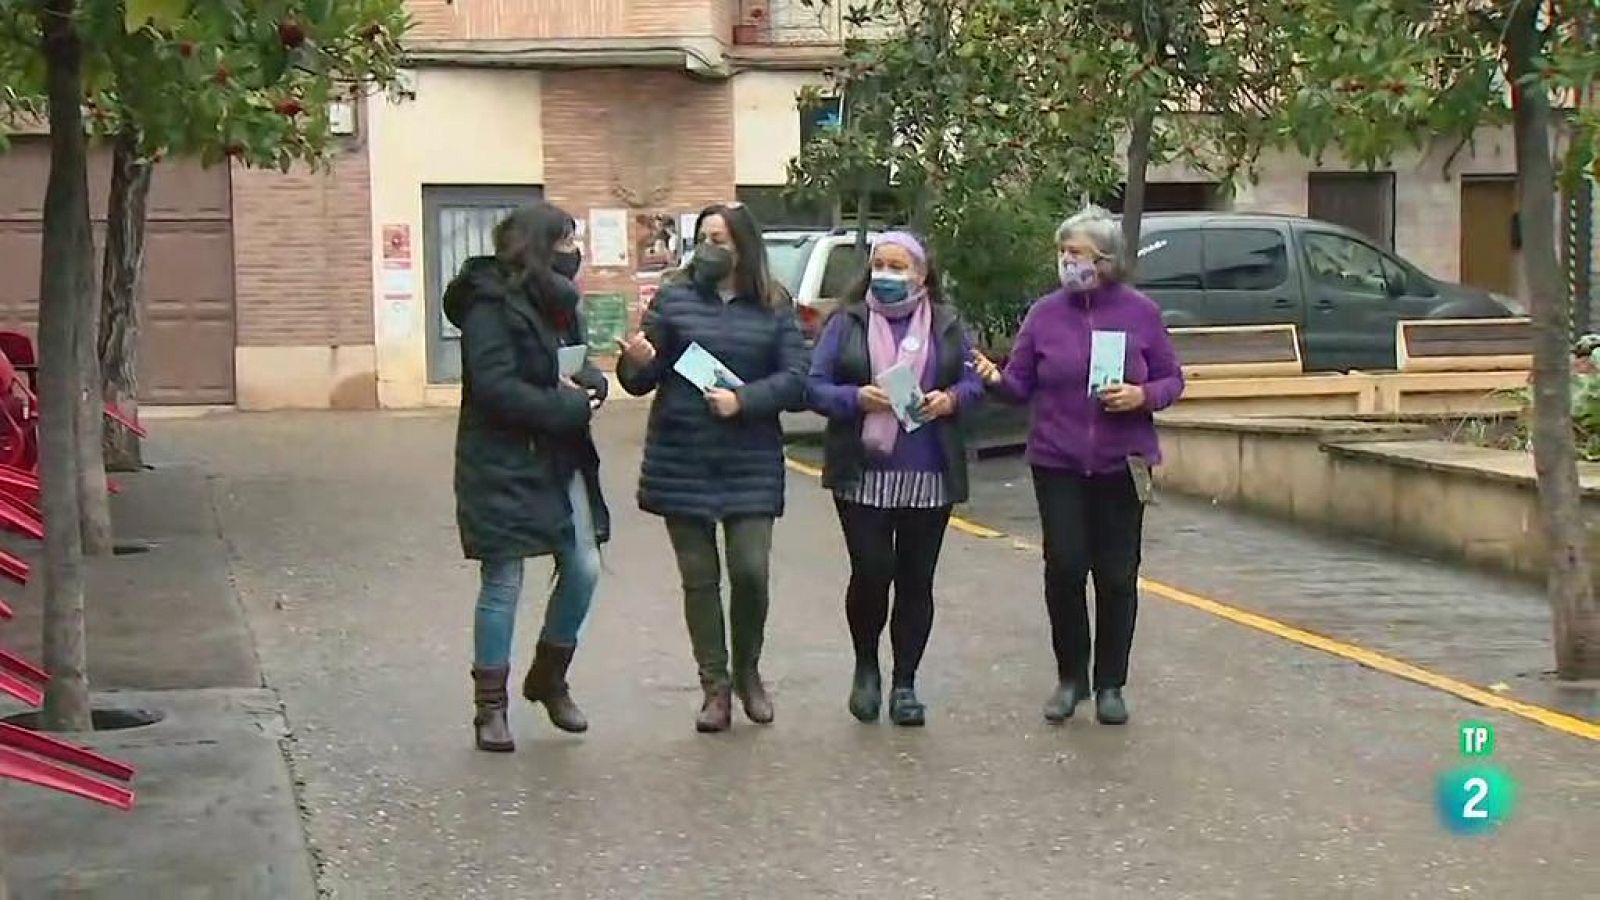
[521,640,588,734]
[696,683,733,733]
[734,668,774,725]
[472,666,514,752]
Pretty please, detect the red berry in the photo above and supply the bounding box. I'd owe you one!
[278,19,306,49]
[275,98,304,117]
[178,40,195,58]
[213,65,230,85]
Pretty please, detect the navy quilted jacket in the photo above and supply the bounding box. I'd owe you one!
[617,281,809,520]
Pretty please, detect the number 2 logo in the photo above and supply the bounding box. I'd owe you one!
[1461,776,1489,819]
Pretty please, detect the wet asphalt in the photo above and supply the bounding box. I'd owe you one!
[158,405,1599,898]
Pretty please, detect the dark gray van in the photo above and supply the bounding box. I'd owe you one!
[1129,212,1520,372]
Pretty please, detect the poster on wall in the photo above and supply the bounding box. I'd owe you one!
[631,212,687,273]
[380,224,416,342]
[588,209,630,268]
[679,212,700,255]
[583,293,630,351]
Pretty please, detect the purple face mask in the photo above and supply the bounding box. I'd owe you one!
[1059,257,1100,292]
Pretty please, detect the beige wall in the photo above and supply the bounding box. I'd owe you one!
[1217,125,1521,282]
[365,68,545,408]
[732,71,825,185]
[1057,133,1556,309]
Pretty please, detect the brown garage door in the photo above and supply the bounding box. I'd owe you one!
[0,137,236,404]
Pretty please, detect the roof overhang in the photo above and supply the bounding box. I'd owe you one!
[404,37,732,78]
[725,45,847,72]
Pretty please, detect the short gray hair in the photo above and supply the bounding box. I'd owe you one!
[1055,205,1127,282]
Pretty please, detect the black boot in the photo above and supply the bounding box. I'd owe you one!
[472,666,514,752]
[1043,678,1090,723]
[848,660,882,723]
[888,686,926,728]
[1095,688,1129,725]
[522,640,588,734]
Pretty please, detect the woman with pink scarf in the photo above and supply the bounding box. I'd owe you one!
[806,232,986,726]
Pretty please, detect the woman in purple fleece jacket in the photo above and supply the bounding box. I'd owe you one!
[978,206,1184,726]
[808,232,986,727]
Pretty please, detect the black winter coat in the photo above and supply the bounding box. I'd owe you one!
[444,257,611,560]
[617,281,809,521]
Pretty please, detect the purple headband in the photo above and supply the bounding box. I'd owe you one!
[873,231,927,267]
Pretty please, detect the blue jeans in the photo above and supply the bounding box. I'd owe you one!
[473,475,601,667]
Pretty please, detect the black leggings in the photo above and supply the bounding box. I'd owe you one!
[834,499,952,688]
[1031,466,1145,690]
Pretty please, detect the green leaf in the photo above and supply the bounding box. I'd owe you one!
[125,0,189,32]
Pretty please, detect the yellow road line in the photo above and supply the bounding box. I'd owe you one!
[949,516,1005,539]
[1136,578,1600,742]
[784,458,823,479]
[783,455,1600,742]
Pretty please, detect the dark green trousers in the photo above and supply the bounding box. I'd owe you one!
[664,516,774,688]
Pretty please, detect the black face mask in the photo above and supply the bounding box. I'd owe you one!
[552,250,583,280]
[691,244,735,288]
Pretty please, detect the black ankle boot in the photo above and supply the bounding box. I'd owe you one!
[888,686,925,727]
[1095,688,1129,725]
[1043,678,1090,723]
[848,661,882,723]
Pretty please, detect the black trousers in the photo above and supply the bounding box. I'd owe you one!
[1031,466,1145,690]
[834,499,952,688]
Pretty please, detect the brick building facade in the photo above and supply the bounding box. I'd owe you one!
[3,0,1583,410]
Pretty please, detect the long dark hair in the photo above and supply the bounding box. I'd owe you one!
[493,201,576,309]
[842,238,947,308]
[691,202,777,307]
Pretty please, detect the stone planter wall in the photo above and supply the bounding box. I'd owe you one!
[1154,415,1600,582]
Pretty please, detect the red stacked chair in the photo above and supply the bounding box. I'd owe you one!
[0,331,138,809]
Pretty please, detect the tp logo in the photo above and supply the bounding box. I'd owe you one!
[1437,722,1516,835]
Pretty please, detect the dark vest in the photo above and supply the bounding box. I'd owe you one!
[820,302,971,504]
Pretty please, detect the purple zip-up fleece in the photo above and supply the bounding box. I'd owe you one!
[998,281,1184,475]
[809,313,986,472]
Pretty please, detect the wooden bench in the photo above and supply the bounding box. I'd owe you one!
[1169,324,1303,379]
[1395,318,1532,373]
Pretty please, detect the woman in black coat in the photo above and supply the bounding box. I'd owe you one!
[444,202,611,753]
[616,202,808,733]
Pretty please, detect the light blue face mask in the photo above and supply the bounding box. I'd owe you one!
[870,273,911,304]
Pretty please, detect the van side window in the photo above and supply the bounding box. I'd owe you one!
[1302,231,1388,295]
[819,243,868,300]
[1134,230,1203,290]
[1202,229,1288,291]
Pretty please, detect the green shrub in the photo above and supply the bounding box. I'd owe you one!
[926,187,1060,355]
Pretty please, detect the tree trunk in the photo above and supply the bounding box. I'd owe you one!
[37,0,95,732]
[855,180,870,250]
[1507,11,1600,679]
[1120,104,1156,280]
[77,251,111,557]
[100,129,151,473]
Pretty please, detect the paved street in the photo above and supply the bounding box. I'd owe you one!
[156,405,1599,898]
